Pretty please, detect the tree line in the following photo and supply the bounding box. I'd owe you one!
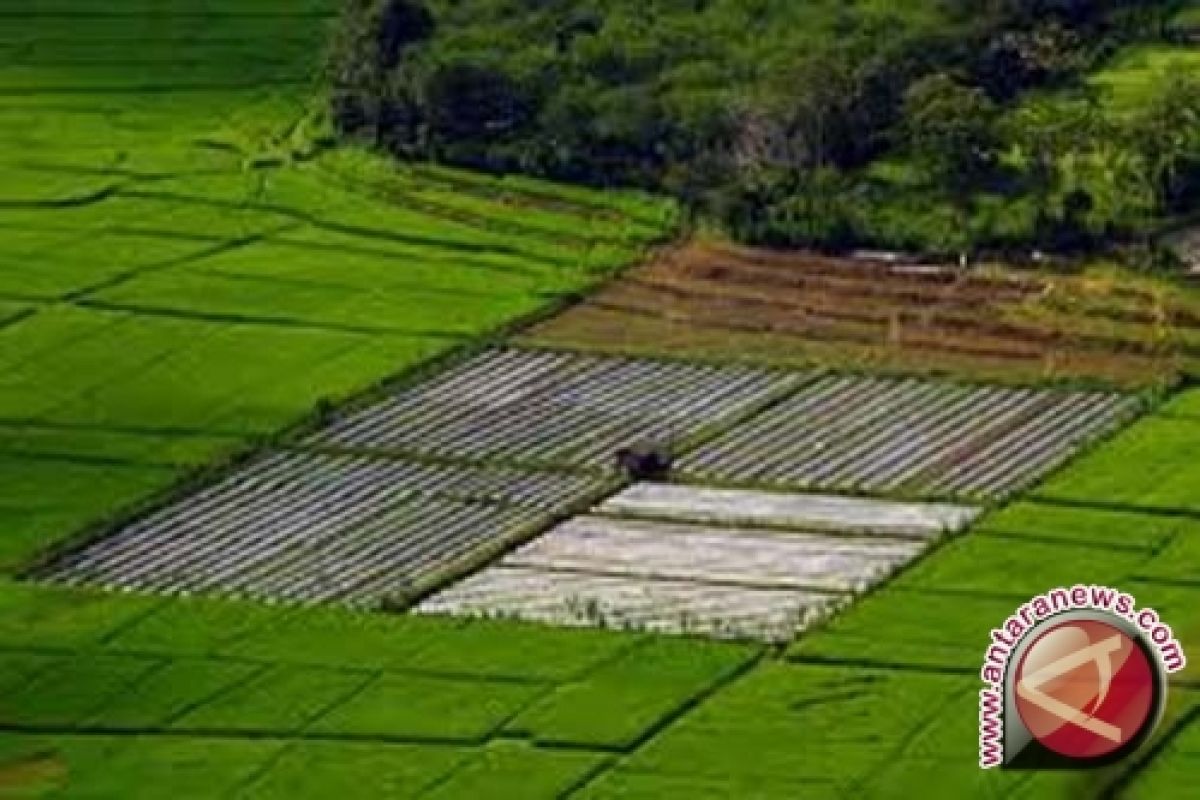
[329,0,1200,255]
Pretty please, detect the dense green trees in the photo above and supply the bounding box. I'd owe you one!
[329,0,1196,255]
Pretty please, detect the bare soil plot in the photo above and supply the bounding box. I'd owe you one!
[524,240,1200,387]
[418,487,977,642]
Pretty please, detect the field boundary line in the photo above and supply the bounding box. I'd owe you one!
[0,447,190,470]
[561,647,767,797]
[786,652,978,676]
[553,753,621,800]
[0,80,312,97]
[0,306,36,331]
[494,560,854,598]
[265,233,552,280]
[295,669,383,736]
[62,224,298,302]
[119,188,565,263]
[72,298,471,339]
[0,640,565,688]
[1101,703,1200,798]
[1128,575,1200,590]
[159,661,275,730]
[226,738,301,798]
[0,722,629,756]
[0,185,118,210]
[1028,495,1200,523]
[0,418,249,438]
[969,528,1157,554]
[311,166,637,251]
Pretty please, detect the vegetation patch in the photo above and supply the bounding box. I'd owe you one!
[526,240,1200,386]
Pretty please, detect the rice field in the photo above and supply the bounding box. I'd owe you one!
[6,0,1199,796]
[0,578,757,798]
[0,0,675,575]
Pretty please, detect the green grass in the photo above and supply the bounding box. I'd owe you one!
[972,499,1184,550]
[1087,44,1200,118]
[0,0,676,574]
[0,734,286,799]
[891,532,1147,597]
[309,673,543,741]
[0,456,179,572]
[1158,386,1200,418]
[243,740,472,799]
[508,637,757,748]
[1035,413,1200,512]
[421,741,608,800]
[624,662,974,791]
[82,658,262,729]
[398,618,642,683]
[1120,712,1200,799]
[0,652,162,727]
[173,665,370,735]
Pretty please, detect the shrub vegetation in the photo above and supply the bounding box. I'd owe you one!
[331,0,1200,254]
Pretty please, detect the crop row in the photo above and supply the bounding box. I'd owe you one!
[36,452,610,606]
[419,486,975,642]
[420,564,836,643]
[598,483,979,538]
[678,374,1140,500]
[313,347,800,470]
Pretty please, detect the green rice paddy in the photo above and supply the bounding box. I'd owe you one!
[2,0,1198,797]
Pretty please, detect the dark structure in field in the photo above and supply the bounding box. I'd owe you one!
[616,442,674,481]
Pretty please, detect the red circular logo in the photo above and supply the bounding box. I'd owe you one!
[1014,618,1157,760]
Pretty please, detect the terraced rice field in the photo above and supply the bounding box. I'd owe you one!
[0,580,759,796]
[525,240,1200,386]
[419,486,977,641]
[0,0,675,576]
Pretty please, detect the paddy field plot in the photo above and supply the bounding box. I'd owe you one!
[417,486,978,642]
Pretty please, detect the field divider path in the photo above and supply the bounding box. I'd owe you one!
[0,720,625,755]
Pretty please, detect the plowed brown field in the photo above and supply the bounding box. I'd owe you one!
[524,240,1200,387]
